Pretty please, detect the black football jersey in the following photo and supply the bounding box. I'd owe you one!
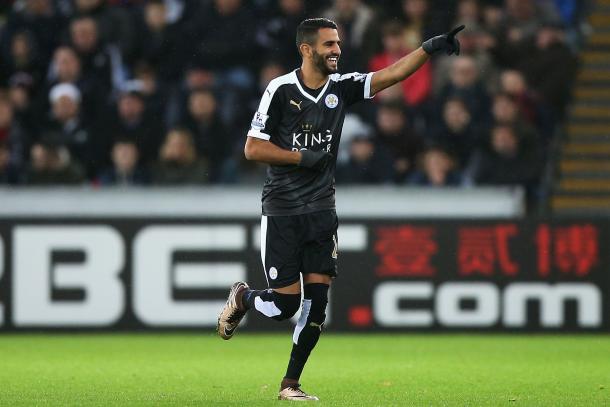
[248,69,374,216]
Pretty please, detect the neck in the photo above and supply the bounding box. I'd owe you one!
[300,62,328,89]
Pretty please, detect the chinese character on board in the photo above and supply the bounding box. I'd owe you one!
[457,224,519,276]
[374,226,437,276]
[536,224,598,277]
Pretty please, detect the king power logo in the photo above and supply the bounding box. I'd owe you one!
[291,123,333,152]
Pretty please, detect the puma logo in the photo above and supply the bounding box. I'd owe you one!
[309,322,323,331]
[290,99,303,111]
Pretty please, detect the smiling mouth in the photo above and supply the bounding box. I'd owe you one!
[327,55,339,64]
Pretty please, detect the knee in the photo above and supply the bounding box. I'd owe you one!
[271,292,301,321]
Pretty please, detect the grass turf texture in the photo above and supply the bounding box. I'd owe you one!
[0,334,608,406]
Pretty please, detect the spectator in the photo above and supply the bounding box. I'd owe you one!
[369,20,432,107]
[492,92,540,144]
[257,0,307,70]
[97,139,149,186]
[0,141,20,184]
[49,45,81,84]
[187,0,258,124]
[454,0,482,27]
[409,145,462,186]
[133,63,171,123]
[437,55,491,124]
[181,88,236,182]
[323,0,378,71]
[1,0,63,66]
[43,45,108,122]
[337,113,372,164]
[112,86,164,165]
[375,100,423,182]
[258,61,287,94]
[0,94,29,168]
[134,0,185,82]
[188,0,257,77]
[69,16,123,92]
[0,30,44,88]
[470,124,542,193]
[517,22,577,119]
[7,73,37,137]
[152,128,208,185]
[45,83,103,177]
[488,0,561,68]
[430,96,483,167]
[335,131,394,184]
[399,0,448,51]
[70,0,136,61]
[499,69,541,127]
[503,0,560,41]
[433,26,497,95]
[25,137,85,185]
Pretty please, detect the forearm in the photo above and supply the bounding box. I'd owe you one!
[244,137,301,165]
[370,47,429,96]
[387,47,430,82]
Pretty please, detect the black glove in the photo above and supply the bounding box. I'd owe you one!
[422,25,465,55]
[299,149,333,171]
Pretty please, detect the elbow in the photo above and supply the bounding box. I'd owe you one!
[244,140,257,161]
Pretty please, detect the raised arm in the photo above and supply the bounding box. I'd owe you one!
[370,25,465,97]
[370,47,430,96]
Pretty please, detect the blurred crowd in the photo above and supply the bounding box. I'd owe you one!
[0,0,584,198]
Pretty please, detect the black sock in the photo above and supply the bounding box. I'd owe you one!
[284,283,329,381]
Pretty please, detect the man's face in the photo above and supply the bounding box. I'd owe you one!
[71,19,98,53]
[443,100,470,131]
[377,107,405,135]
[54,47,81,81]
[112,142,138,172]
[118,94,144,122]
[52,96,79,122]
[145,3,166,31]
[188,91,216,119]
[492,127,518,157]
[450,56,478,88]
[493,95,517,123]
[163,132,193,164]
[31,144,50,170]
[311,28,341,75]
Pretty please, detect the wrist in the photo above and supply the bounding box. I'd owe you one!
[422,37,441,55]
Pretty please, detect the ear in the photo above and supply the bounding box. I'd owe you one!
[299,43,312,58]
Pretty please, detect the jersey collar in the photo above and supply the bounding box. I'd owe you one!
[292,70,331,104]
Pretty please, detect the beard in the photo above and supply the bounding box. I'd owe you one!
[312,50,339,75]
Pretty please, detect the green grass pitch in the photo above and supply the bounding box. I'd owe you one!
[0,333,608,406]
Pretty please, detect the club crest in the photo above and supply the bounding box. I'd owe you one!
[325,94,338,109]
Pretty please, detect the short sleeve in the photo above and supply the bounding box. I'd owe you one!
[336,72,375,107]
[248,84,283,141]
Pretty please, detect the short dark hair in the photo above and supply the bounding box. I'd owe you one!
[296,18,338,50]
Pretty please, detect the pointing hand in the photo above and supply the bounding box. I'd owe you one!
[422,25,465,56]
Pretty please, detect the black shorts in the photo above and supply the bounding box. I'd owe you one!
[260,209,339,288]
